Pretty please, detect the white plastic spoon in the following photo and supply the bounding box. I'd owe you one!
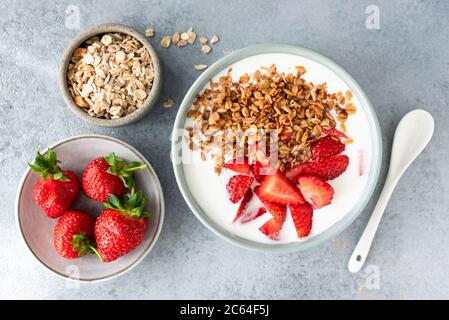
[348,109,434,273]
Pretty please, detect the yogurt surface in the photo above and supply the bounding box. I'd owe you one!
[182,53,373,244]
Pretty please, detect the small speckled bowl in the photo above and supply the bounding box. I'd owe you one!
[58,23,162,127]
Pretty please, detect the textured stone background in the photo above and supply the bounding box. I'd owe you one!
[1,0,448,299]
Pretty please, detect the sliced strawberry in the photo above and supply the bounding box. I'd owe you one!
[311,136,345,160]
[226,174,254,203]
[259,218,284,240]
[241,207,267,223]
[223,157,250,174]
[288,155,349,181]
[285,165,303,182]
[251,161,276,183]
[233,189,253,222]
[297,176,334,209]
[290,203,313,238]
[257,170,305,205]
[254,186,287,222]
[323,128,349,139]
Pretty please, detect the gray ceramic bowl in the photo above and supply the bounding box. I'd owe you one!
[16,135,165,282]
[171,44,382,253]
[59,23,162,127]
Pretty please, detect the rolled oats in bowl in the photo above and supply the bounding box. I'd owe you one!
[66,32,155,119]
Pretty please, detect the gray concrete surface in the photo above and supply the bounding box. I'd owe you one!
[1,0,448,299]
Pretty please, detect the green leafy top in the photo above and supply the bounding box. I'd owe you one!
[71,232,103,262]
[104,191,152,219]
[104,153,147,192]
[28,148,70,182]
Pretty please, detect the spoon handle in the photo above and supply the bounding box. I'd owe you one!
[347,175,398,273]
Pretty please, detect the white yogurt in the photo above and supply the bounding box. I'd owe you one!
[182,53,372,244]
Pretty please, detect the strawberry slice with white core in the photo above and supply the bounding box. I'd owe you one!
[223,157,250,174]
[233,189,253,223]
[259,217,285,240]
[240,207,267,223]
[290,203,313,238]
[257,170,305,205]
[254,186,287,240]
[297,176,334,209]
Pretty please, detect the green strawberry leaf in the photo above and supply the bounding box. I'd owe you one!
[104,153,147,191]
[104,190,153,219]
[70,232,103,262]
[28,148,70,182]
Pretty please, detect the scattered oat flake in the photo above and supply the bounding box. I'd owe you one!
[210,35,219,44]
[201,44,212,54]
[180,32,189,41]
[177,39,188,47]
[172,32,180,45]
[161,36,171,48]
[145,28,155,38]
[188,30,197,44]
[194,64,208,71]
[163,99,175,108]
[199,37,208,44]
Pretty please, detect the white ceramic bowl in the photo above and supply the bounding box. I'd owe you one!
[171,44,382,253]
[16,135,164,282]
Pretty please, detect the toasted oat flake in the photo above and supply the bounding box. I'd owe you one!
[201,44,212,54]
[163,99,175,108]
[194,64,208,71]
[199,37,208,44]
[145,28,155,38]
[180,32,190,41]
[172,32,180,45]
[210,35,219,44]
[161,36,171,48]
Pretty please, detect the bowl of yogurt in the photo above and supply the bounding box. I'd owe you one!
[171,44,381,253]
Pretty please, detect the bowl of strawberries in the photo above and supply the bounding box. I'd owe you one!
[15,135,164,282]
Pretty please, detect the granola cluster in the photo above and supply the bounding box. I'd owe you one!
[186,65,356,173]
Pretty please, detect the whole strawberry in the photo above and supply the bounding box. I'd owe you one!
[82,153,147,202]
[95,191,151,262]
[54,210,102,260]
[29,149,80,218]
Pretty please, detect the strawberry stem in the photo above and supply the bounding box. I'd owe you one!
[28,148,69,182]
[104,153,147,191]
[71,233,104,262]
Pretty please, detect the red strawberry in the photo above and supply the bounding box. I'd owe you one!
[233,189,253,222]
[254,186,287,222]
[290,203,313,238]
[53,210,100,259]
[95,192,151,262]
[251,161,277,183]
[241,207,267,223]
[224,157,250,174]
[254,186,287,240]
[257,170,305,205]
[286,155,349,181]
[323,128,349,139]
[29,149,80,218]
[297,176,334,209]
[311,136,345,160]
[82,153,147,202]
[226,174,254,203]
